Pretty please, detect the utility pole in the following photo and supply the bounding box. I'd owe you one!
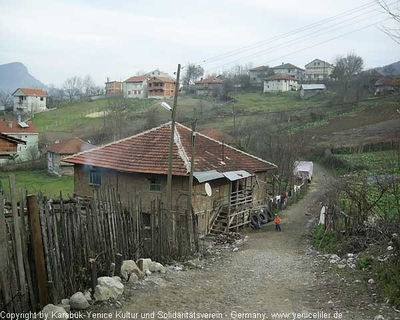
[166,64,181,250]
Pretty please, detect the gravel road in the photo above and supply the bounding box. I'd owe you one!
[107,165,399,320]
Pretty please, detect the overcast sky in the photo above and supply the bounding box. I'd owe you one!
[1,0,399,87]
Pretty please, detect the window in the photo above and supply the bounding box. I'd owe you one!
[89,169,102,186]
[149,177,161,192]
[40,97,44,101]
[128,91,131,94]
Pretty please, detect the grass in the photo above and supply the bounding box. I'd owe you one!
[0,169,74,198]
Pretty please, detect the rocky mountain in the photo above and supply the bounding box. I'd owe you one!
[0,62,45,93]
[375,60,400,76]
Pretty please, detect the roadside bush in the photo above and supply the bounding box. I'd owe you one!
[356,255,374,270]
[313,224,342,251]
[377,260,400,308]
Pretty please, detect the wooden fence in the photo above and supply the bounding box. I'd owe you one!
[0,175,195,312]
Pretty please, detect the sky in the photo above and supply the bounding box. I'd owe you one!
[0,0,399,87]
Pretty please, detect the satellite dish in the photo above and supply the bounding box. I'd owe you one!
[205,183,212,197]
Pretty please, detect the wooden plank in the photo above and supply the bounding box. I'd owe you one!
[0,191,13,311]
[9,175,28,311]
[27,195,49,307]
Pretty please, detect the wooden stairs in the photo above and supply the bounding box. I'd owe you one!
[209,204,252,234]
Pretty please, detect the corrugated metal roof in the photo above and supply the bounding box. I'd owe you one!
[223,170,252,181]
[194,170,224,183]
[301,84,326,90]
[63,122,277,176]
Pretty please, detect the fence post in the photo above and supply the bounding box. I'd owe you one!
[89,259,97,295]
[27,194,49,307]
[9,175,29,311]
[114,253,123,278]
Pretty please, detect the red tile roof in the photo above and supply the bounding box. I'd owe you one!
[124,76,149,83]
[195,77,223,84]
[266,73,297,81]
[148,76,175,83]
[63,122,276,176]
[0,121,39,134]
[0,133,26,144]
[200,128,235,145]
[46,138,94,155]
[13,88,48,97]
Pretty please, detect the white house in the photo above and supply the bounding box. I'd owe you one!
[123,76,149,98]
[12,88,48,116]
[263,74,299,93]
[272,63,305,80]
[0,120,39,164]
[304,59,334,80]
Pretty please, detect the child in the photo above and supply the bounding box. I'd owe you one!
[274,214,282,231]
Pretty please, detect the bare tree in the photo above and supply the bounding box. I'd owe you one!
[0,90,13,111]
[82,75,96,98]
[63,76,83,102]
[331,53,364,102]
[377,0,400,44]
[182,63,204,93]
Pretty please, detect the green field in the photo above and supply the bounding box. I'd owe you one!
[0,169,74,198]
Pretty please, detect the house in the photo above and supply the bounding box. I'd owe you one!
[63,122,277,235]
[272,63,305,80]
[123,76,149,99]
[263,74,299,93]
[105,80,123,96]
[249,65,270,86]
[300,84,326,99]
[46,138,94,176]
[0,133,26,164]
[12,88,48,115]
[145,69,171,78]
[304,59,334,80]
[195,77,223,96]
[0,120,39,164]
[375,77,400,95]
[147,77,176,99]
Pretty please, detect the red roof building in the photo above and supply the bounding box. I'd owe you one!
[64,123,277,234]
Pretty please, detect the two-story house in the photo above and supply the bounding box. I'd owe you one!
[195,77,223,96]
[0,120,39,164]
[123,76,149,99]
[272,63,305,81]
[249,66,270,86]
[304,59,334,80]
[147,77,176,99]
[105,80,123,96]
[12,88,48,115]
[263,74,299,93]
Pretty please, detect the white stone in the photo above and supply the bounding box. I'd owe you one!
[60,299,69,305]
[233,247,239,252]
[387,246,394,251]
[347,253,354,258]
[127,273,139,285]
[42,304,69,319]
[94,285,112,301]
[136,258,153,272]
[149,261,157,272]
[368,278,375,284]
[69,292,90,310]
[83,291,92,302]
[97,276,124,300]
[337,264,346,269]
[121,260,144,281]
[374,315,385,320]
[112,276,122,283]
[154,262,166,273]
[145,270,152,276]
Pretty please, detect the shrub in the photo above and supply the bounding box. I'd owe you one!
[356,255,374,270]
[313,224,342,251]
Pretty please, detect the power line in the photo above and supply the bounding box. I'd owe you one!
[194,0,389,67]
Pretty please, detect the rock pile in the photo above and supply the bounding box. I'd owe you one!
[213,232,241,245]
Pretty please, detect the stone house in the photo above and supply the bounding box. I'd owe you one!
[304,59,334,81]
[195,77,223,96]
[263,74,299,93]
[46,138,94,176]
[123,76,149,99]
[63,122,277,235]
[0,120,39,164]
[12,88,48,115]
[249,65,270,86]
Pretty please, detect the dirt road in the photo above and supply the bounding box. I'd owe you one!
[112,165,398,320]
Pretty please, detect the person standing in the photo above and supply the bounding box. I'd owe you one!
[274,214,282,231]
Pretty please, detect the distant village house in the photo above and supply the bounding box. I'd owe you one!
[300,84,326,99]
[272,63,305,81]
[195,76,223,96]
[123,76,149,99]
[12,88,48,116]
[147,77,176,99]
[304,59,334,81]
[264,74,299,93]
[249,66,270,86]
[105,80,123,96]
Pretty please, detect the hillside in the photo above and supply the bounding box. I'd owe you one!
[0,62,45,93]
[376,60,400,75]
